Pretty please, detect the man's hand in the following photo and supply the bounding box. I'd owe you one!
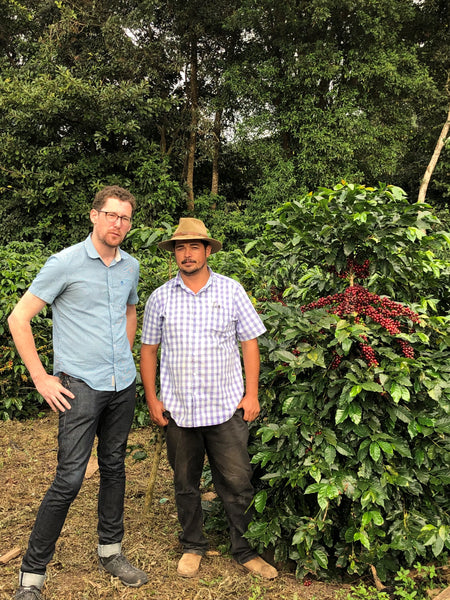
[147,397,169,427]
[240,338,261,422]
[7,291,75,413]
[34,373,74,413]
[237,393,260,422]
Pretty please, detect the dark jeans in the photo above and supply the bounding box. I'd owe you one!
[21,375,136,575]
[165,409,258,564]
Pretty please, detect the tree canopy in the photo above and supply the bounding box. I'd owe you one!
[0,0,449,248]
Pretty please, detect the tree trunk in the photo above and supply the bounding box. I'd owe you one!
[159,122,167,155]
[186,38,198,214]
[418,77,450,203]
[211,108,222,203]
[144,427,165,514]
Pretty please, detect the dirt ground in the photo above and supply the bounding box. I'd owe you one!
[0,412,353,600]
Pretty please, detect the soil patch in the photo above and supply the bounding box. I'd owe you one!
[0,412,350,600]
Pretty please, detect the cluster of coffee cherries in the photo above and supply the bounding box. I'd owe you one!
[329,352,343,369]
[329,256,370,280]
[301,285,420,368]
[396,339,415,358]
[359,336,379,368]
[269,286,287,306]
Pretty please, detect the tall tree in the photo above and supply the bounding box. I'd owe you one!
[411,0,450,204]
[0,0,183,246]
[186,36,199,212]
[225,0,440,205]
[149,0,242,212]
[418,79,450,203]
[1,0,449,248]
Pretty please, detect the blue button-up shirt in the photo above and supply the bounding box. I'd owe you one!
[29,234,139,391]
[141,269,266,427]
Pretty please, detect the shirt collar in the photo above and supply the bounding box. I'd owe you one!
[175,267,214,293]
[84,234,123,263]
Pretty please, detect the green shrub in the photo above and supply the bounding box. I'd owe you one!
[0,241,51,419]
[246,183,450,579]
[341,562,446,600]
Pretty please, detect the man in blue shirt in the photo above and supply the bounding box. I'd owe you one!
[8,186,147,600]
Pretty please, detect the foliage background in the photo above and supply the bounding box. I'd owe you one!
[2,183,449,581]
[244,184,450,580]
[1,0,450,583]
[1,0,449,250]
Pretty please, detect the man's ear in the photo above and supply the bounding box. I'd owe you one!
[89,208,98,225]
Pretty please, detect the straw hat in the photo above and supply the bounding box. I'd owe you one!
[158,218,222,253]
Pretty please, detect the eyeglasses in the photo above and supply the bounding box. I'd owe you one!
[97,210,132,226]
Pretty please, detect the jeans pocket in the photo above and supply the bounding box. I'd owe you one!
[60,373,70,389]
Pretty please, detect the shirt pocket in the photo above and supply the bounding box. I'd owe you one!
[208,310,236,345]
[111,277,134,307]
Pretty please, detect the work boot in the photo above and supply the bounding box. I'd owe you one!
[14,587,44,600]
[177,553,202,578]
[99,553,148,587]
[242,556,278,579]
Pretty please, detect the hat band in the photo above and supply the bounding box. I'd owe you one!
[173,231,209,239]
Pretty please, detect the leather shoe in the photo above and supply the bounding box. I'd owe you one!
[14,587,44,600]
[242,556,278,579]
[177,553,202,577]
[99,553,148,587]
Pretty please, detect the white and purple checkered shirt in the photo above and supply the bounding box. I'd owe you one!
[141,269,266,427]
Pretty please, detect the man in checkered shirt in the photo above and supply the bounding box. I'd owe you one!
[140,218,278,580]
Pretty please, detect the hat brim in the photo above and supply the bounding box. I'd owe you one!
[158,236,222,254]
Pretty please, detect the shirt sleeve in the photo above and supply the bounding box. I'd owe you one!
[141,289,164,345]
[29,254,67,305]
[234,282,266,341]
[127,258,140,305]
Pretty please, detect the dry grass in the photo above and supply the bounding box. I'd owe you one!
[0,413,347,600]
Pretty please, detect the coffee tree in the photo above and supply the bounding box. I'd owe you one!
[247,183,450,580]
[0,241,51,419]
